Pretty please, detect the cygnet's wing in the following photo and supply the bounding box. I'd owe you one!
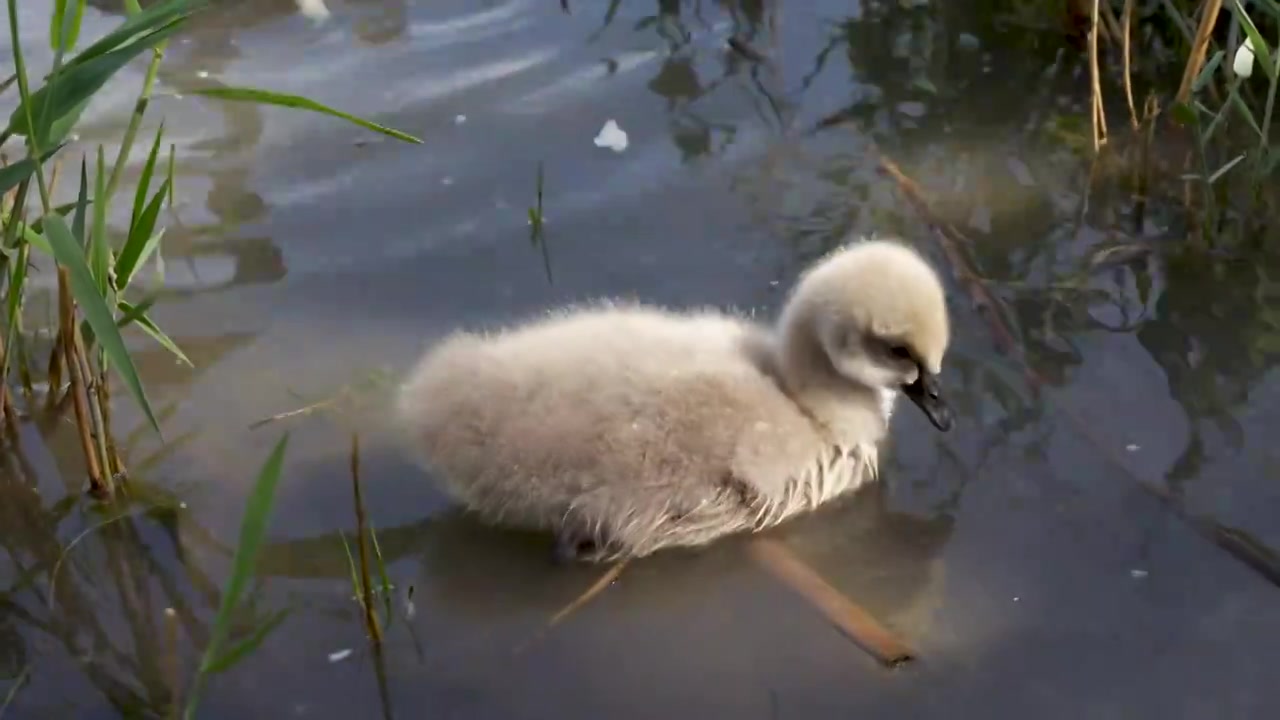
[396,304,828,536]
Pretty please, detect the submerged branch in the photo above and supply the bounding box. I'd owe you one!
[750,539,914,667]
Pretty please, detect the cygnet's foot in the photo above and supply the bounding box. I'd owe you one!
[552,526,610,565]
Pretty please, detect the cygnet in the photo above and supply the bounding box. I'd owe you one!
[395,237,954,562]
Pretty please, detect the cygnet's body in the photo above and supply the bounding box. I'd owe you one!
[396,238,954,563]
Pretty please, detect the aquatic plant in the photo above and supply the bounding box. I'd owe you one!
[0,0,421,498]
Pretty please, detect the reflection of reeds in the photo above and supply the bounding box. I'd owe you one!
[872,145,1280,591]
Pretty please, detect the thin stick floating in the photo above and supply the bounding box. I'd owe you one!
[750,539,915,667]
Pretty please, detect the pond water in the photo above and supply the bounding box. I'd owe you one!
[4,0,1280,717]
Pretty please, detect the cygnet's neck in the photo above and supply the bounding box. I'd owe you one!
[771,311,892,446]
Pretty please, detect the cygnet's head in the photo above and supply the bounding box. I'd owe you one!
[778,238,954,431]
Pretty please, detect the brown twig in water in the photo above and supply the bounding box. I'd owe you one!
[750,539,914,667]
[1122,0,1139,130]
[1175,0,1224,105]
[512,559,628,656]
[547,560,628,628]
[351,433,383,644]
[249,371,391,430]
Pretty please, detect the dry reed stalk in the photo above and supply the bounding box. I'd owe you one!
[1090,0,1110,152]
[72,325,114,487]
[1175,0,1224,104]
[1123,0,1139,129]
[95,366,124,477]
[57,267,106,494]
[750,539,914,667]
[350,433,383,644]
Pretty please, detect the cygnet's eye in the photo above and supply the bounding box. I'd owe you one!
[888,345,913,361]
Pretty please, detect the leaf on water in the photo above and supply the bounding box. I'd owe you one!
[39,214,162,436]
[187,86,423,144]
[203,607,292,675]
[197,434,291,673]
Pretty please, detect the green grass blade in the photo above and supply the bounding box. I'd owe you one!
[202,607,291,675]
[90,145,111,296]
[14,220,53,256]
[368,523,393,625]
[65,0,205,70]
[187,86,423,144]
[338,532,362,602]
[5,248,29,353]
[7,19,189,147]
[130,122,164,232]
[166,142,176,207]
[50,0,68,52]
[185,432,290,719]
[115,186,168,291]
[40,214,162,436]
[115,295,157,328]
[1193,50,1225,93]
[50,0,87,52]
[72,155,89,245]
[119,302,192,366]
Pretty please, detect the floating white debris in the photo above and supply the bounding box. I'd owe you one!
[593,119,628,152]
[328,648,353,663]
[296,0,331,22]
[441,176,454,186]
[454,114,467,125]
[196,70,209,79]
[1130,569,1148,579]
[1234,37,1255,79]
[1125,443,1140,452]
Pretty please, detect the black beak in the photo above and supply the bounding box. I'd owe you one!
[902,368,953,432]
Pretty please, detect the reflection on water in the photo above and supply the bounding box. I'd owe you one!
[4,0,1280,717]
